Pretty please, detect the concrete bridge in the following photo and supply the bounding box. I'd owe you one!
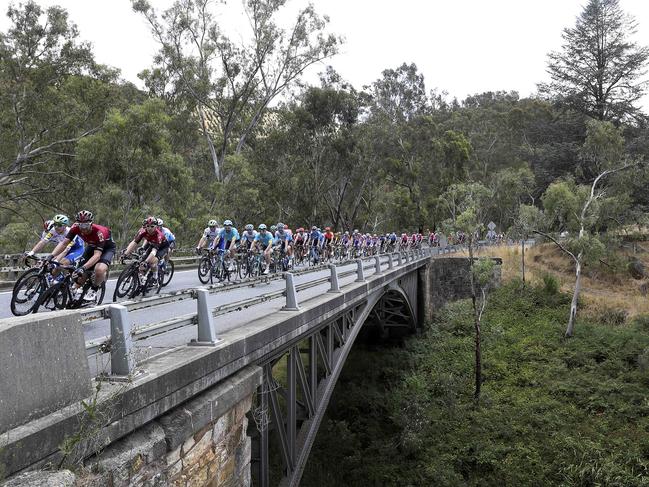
[0,248,500,487]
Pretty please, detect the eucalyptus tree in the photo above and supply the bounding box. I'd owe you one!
[440,182,493,401]
[133,0,341,181]
[537,120,641,337]
[540,0,649,122]
[0,1,110,208]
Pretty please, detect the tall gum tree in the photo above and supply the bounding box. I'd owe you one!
[133,0,341,181]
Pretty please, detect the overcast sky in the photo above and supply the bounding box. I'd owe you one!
[2,0,649,109]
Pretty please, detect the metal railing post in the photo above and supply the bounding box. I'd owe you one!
[374,255,382,275]
[283,273,300,310]
[109,304,134,376]
[194,288,219,345]
[387,253,394,269]
[328,264,340,293]
[355,259,365,282]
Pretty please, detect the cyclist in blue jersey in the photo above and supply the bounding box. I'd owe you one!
[157,218,176,263]
[274,222,293,259]
[25,214,85,270]
[212,219,240,258]
[252,224,274,274]
[240,224,258,250]
[307,226,324,263]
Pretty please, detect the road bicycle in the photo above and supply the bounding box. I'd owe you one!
[34,262,106,312]
[114,251,163,300]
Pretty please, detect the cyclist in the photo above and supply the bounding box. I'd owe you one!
[274,223,293,259]
[48,210,115,302]
[251,224,274,274]
[158,218,176,263]
[196,219,220,253]
[307,226,324,263]
[323,227,334,259]
[212,219,239,258]
[122,216,170,284]
[25,215,85,270]
[240,224,258,251]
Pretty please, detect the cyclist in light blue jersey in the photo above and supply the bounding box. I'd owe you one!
[212,219,240,258]
[252,224,274,274]
[274,222,293,259]
[240,224,258,250]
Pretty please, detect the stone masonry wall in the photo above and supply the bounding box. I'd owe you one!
[420,257,502,323]
[78,366,262,487]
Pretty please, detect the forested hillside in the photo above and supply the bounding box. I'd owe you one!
[1,0,648,253]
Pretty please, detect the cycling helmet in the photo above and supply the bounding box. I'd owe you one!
[143,216,157,227]
[43,220,54,231]
[208,219,218,227]
[311,225,317,231]
[270,225,277,231]
[76,210,93,223]
[296,227,304,233]
[245,224,254,231]
[223,219,233,226]
[345,231,349,235]
[277,223,284,230]
[53,214,69,226]
[325,227,331,231]
[157,218,164,227]
[258,224,267,230]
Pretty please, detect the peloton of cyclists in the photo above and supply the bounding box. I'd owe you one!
[122,216,171,285]
[25,214,85,276]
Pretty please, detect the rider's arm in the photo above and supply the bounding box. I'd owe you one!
[197,236,207,249]
[124,239,140,256]
[29,237,49,255]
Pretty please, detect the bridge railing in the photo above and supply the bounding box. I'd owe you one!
[86,247,450,378]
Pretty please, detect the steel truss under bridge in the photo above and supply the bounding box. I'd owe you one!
[251,287,416,487]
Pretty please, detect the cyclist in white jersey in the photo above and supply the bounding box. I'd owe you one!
[196,219,220,253]
[240,224,258,250]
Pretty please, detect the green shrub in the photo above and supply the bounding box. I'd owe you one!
[540,272,560,295]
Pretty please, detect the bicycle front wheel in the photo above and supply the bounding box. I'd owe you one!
[11,274,46,316]
[114,265,138,300]
[162,260,175,287]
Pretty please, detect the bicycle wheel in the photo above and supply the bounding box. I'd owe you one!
[198,255,211,284]
[114,265,138,300]
[36,282,68,312]
[11,274,46,316]
[161,260,174,287]
[12,267,39,293]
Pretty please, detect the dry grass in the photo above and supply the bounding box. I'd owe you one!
[474,242,649,320]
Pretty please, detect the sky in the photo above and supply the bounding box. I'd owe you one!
[2,0,649,109]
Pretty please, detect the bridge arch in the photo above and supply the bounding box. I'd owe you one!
[253,283,418,487]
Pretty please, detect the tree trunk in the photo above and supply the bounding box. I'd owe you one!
[198,106,221,181]
[521,239,526,286]
[565,254,582,338]
[469,242,481,401]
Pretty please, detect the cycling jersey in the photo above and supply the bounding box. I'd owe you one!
[213,227,240,250]
[274,230,293,243]
[67,223,112,249]
[41,228,68,245]
[323,231,334,242]
[202,226,220,242]
[241,230,258,243]
[255,231,274,247]
[309,230,323,246]
[134,227,167,248]
[294,233,306,244]
[162,227,175,242]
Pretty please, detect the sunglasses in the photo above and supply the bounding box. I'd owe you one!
[145,225,157,229]
[78,222,91,229]
[53,223,66,227]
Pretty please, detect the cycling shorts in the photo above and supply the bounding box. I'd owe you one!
[81,240,116,267]
[144,241,170,260]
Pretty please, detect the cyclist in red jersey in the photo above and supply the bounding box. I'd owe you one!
[123,216,170,283]
[48,210,115,301]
